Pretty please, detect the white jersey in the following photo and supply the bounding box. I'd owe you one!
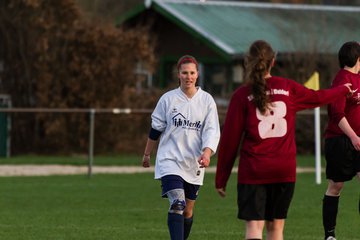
[152,87,220,185]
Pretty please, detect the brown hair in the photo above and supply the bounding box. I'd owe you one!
[177,55,199,71]
[244,40,276,114]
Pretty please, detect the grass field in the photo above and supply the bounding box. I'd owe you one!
[0,154,141,166]
[0,154,324,167]
[0,171,358,239]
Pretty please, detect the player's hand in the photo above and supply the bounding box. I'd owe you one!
[216,188,226,198]
[350,135,360,151]
[142,155,150,168]
[343,83,355,95]
[198,155,210,168]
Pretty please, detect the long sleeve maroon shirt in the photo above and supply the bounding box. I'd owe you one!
[325,69,360,139]
[216,76,348,187]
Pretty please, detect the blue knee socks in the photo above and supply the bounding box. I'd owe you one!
[184,216,193,239]
[168,213,184,240]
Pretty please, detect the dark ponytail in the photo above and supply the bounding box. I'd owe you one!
[244,40,275,114]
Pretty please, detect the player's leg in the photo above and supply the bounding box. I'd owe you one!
[161,175,186,240]
[356,160,360,214]
[264,182,294,240]
[183,199,195,240]
[357,172,360,214]
[323,181,342,240]
[237,184,267,240]
[183,181,200,240]
[246,220,265,239]
[167,188,186,240]
[323,135,355,240]
[265,219,285,240]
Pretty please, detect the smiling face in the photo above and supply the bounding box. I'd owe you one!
[178,62,198,91]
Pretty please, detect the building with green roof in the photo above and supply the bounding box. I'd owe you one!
[118,0,360,97]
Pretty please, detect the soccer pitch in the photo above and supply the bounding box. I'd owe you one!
[0,173,358,239]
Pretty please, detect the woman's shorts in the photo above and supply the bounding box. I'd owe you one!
[325,135,360,182]
[161,175,200,200]
[237,182,295,221]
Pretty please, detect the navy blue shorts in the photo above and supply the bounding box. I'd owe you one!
[237,182,295,221]
[161,175,200,200]
[325,135,360,182]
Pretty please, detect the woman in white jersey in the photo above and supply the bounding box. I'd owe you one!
[142,55,220,240]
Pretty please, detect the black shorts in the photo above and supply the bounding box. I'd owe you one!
[325,135,360,182]
[237,182,295,221]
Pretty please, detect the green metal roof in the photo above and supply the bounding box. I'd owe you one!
[123,0,360,58]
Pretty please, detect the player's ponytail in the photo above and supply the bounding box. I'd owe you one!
[244,40,275,114]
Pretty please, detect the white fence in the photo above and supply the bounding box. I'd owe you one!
[0,108,153,176]
[0,108,323,178]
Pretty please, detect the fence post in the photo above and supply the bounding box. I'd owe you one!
[314,107,321,184]
[88,109,95,177]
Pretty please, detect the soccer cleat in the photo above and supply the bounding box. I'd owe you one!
[326,237,336,240]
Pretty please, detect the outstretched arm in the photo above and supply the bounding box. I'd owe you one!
[294,82,352,111]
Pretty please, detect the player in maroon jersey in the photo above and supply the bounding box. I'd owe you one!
[215,40,353,240]
[322,41,360,240]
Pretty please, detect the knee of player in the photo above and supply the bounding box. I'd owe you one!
[333,182,344,190]
[327,181,344,195]
[183,208,193,218]
[169,199,186,214]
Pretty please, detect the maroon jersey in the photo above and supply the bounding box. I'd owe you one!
[325,69,360,138]
[216,76,348,186]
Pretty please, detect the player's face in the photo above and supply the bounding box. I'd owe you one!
[178,63,198,90]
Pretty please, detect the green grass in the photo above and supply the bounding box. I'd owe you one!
[0,154,141,166]
[0,154,325,167]
[0,172,358,239]
[296,154,326,168]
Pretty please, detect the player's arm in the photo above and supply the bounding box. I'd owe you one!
[329,77,360,150]
[338,117,360,151]
[198,147,212,168]
[215,89,245,196]
[143,95,167,167]
[292,80,351,111]
[142,128,162,168]
[199,97,221,168]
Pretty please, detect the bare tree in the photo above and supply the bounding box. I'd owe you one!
[0,0,157,154]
